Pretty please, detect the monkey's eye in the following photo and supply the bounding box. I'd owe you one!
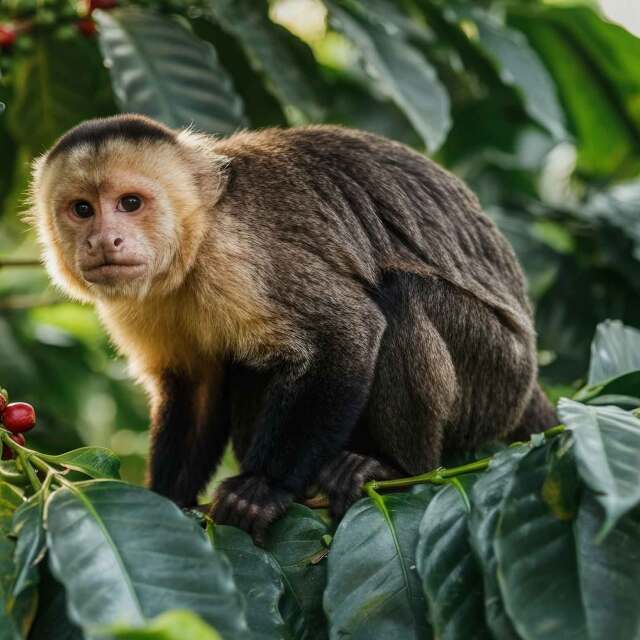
[117,195,142,213]
[72,201,94,219]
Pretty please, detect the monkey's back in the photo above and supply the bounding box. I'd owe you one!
[213,125,533,337]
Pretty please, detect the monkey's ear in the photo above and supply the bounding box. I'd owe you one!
[176,128,231,202]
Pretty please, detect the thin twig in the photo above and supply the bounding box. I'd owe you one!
[0,259,42,268]
[365,423,567,494]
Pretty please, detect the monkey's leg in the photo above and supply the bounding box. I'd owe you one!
[148,367,231,507]
[508,383,558,441]
[315,451,400,518]
[211,314,385,542]
[312,275,458,518]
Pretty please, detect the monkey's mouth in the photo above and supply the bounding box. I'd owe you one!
[82,261,146,284]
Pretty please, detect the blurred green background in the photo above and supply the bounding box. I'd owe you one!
[1,0,639,485]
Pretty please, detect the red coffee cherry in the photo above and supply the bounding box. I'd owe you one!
[76,18,97,37]
[0,25,16,49]
[88,0,118,11]
[2,402,36,433]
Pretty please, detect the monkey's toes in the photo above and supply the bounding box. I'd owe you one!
[316,451,399,519]
[210,473,292,544]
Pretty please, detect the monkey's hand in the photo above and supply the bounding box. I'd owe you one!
[210,473,292,544]
[316,451,400,519]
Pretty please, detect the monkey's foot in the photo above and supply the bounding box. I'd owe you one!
[210,473,292,544]
[316,451,399,519]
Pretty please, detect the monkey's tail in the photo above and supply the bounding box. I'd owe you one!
[508,383,558,442]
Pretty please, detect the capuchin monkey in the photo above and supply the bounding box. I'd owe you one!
[29,114,556,541]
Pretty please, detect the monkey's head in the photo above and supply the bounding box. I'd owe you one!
[29,114,227,301]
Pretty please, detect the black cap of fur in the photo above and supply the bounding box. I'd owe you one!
[46,114,176,162]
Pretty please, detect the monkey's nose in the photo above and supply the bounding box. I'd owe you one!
[86,234,125,254]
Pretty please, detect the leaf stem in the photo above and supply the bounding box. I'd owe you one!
[0,429,73,490]
[364,423,566,494]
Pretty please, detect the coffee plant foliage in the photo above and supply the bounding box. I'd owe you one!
[1,1,640,638]
[0,320,639,639]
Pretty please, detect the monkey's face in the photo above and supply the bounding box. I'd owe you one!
[30,141,208,301]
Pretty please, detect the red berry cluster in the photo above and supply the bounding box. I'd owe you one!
[0,389,36,461]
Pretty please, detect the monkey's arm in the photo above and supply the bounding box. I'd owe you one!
[211,309,385,541]
[148,368,231,507]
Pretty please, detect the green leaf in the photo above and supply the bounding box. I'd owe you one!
[190,18,287,128]
[98,610,222,640]
[0,461,31,489]
[325,492,432,640]
[575,495,640,639]
[7,34,116,155]
[0,532,38,640]
[417,477,490,640]
[263,504,329,640]
[38,447,121,479]
[573,370,640,407]
[558,399,640,535]
[205,0,326,124]
[209,524,286,640]
[326,0,450,152]
[496,439,640,639]
[495,444,588,640]
[11,491,46,597]
[468,448,526,640]
[46,480,249,638]
[95,8,246,134]
[457,8,565,140]
[0,481,24,534]
[28,563,84,640]
[587,320,640,385]
[509,7,640,179]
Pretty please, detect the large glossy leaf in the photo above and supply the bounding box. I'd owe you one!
[11,491,46,597]
[190,18,287,128]
[324,492,432,640]
[46,480,249,639]
[468,448,528,640]
[205,0,326,124]
[574,371,640,407]
[558,399,640,535]
[452,8,564,140]
[209,524,285,640]
[99,610,222,640]
[263,504,329,640]
[586,320,640,385]
[95,8,246,134]
[575,495,640,639]
[326,0,450,152]
[39,447,121,480]
[509,8,640,179]
[7,34,115,155]
[495,444,587,640]
[417,477,490,640]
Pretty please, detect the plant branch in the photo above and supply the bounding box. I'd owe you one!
[364,423,567,494]
[0,259,42,268]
